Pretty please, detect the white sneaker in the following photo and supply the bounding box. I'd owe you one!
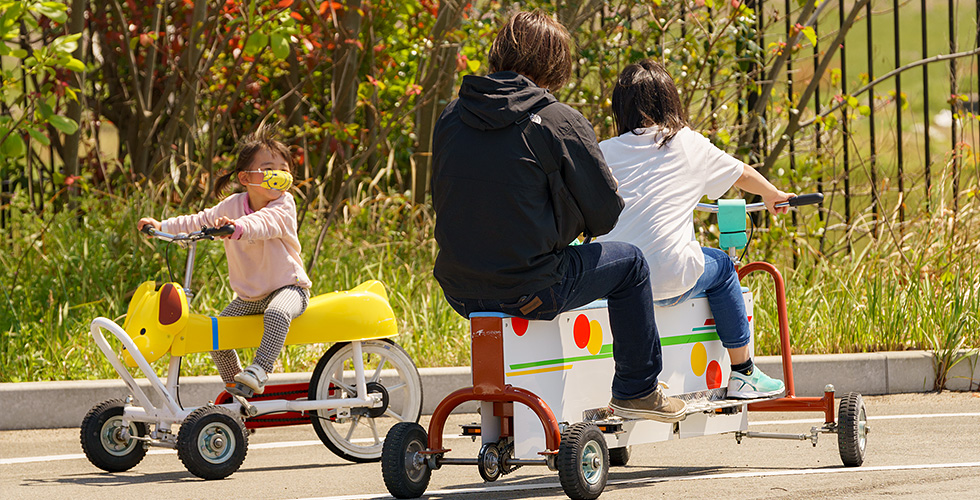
[232,364,268,396]
[727,367,785,399]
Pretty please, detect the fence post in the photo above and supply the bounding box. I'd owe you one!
[894,0,905,223]
[921,0,932,211]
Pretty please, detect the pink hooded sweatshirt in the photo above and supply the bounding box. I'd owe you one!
[161,192,312,301]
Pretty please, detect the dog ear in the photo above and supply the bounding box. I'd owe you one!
[158,283,183,326]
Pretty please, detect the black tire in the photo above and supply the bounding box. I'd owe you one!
[309,339,423,463]
[557,423,609,500]
[381,422,431,499]
[80,399,147,472]
[838,392,868,467]
[177,405,248,480]
[608,446,631,467]
[478,442,502,482]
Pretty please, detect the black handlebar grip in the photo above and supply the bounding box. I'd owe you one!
[140,225,154,235]
[788,193,824,207]
[204,225,235,237]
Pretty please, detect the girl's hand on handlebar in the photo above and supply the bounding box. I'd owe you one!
[214,216,237,239]
[763,190,796,215]
[137,217,161,235]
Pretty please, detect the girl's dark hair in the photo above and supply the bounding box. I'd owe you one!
[213,123,293,195]
[488,10,572,90]
[611,59,689,146]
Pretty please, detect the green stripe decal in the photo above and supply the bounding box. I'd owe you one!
[692,326,718,332]
[509,344,613,370]
[661,332,721,346]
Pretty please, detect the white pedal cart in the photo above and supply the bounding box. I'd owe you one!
[382,194,867,500]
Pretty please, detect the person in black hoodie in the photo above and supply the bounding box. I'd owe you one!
[431,10,686,423]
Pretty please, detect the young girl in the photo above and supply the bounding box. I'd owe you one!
[137,125,311,397]
[597,59,793,399]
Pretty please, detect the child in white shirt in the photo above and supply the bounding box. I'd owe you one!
[597,59,793,398]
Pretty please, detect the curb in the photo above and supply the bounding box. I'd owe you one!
[1,351,976,430]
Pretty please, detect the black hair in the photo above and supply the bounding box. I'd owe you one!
[213,122,293,195]
[610,59,689,147]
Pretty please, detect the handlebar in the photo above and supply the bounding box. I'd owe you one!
[140,224,234,242]
[696,193,823,213]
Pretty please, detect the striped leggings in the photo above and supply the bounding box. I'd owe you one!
[210,285,310,383]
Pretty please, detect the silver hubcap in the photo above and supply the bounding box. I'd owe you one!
[198,422,235,464]
[581,441,603,485]
[404,439,427,482]
[100,417,138,456]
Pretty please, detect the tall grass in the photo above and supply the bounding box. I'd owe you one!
[1,189,978,384]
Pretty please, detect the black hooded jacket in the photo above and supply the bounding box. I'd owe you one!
[431,71,624,299]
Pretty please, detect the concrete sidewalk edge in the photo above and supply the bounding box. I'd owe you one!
[1,351,976,430]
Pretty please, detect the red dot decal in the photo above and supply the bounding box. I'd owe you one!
[573,314,590,349]
[512,318,529,336]
[705,360,723,389]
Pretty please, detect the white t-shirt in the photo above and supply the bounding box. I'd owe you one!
[596,127,743,300]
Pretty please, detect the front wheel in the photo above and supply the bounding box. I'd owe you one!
[177,405,248,480]
[557,423,609,500]
[80,399,147,472]
[838,392,868,467]
[608,446,631,467]
[381,422,431,499]
[309,339,423,462]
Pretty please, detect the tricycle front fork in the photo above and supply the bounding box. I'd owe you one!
[738,262,835,424]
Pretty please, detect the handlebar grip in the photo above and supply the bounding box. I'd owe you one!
[140,225,155,236]
[788,193,824,207]
[203,225,235,237]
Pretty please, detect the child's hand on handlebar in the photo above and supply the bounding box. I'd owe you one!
[214,216,237,239]
[763,191,796,215]
[137,217,161,234]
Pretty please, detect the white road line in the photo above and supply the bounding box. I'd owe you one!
[3,411,978,466]
[290,461,980,500]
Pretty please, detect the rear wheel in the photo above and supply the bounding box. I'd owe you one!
[608,446,631,467]
[80,399,147,472]
[557,423,608,500]
[381,422,431,499]
[309,340,424,462]
[838,392,868,467]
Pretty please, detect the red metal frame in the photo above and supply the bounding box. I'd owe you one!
[739,262,836,424]
[425,316,562,455]
[213,382,312,428]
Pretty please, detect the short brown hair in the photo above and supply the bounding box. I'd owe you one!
[488,10,572,90]
[214,123,293,194]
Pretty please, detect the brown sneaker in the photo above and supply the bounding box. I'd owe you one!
[608,386,687,423]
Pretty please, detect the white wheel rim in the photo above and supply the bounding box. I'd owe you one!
[312,341,422,459]
[100,416,138,457]
[581,440,603,485]
[198,421,236,464]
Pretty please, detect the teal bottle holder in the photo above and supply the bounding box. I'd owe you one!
[717,199,747,251]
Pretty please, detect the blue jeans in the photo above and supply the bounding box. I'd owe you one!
[444,242,662,400]
[653,247,750,350]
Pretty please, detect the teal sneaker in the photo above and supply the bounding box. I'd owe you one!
[727,367,785,399]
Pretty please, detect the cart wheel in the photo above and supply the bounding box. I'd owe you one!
[177,405,248,480]
[557,423,609,500]
[309,339,424,463]
[80,399,147,472]
[478,442,502,482]
[381,422,431,499]
[837,392,868,467]
[609,446,631,467]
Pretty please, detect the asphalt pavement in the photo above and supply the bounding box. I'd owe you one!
[1,392,978,500]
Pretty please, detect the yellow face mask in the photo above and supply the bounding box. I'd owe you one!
[245,170,293,191]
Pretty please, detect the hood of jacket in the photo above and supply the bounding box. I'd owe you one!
[457,71,557,131]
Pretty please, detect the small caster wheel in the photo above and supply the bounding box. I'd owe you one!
[382,422,431,498]
[609,446,631,466]
[478,442,502,482]
[177,405,248,479]
[80,399,147,472]
[557,422,608,500]
[837,392,868,467]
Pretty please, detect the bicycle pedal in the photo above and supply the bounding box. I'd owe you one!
[232,394,258,417]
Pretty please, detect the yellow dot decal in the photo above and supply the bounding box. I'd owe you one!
[691,342,707,376]
[587,320,603,355]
